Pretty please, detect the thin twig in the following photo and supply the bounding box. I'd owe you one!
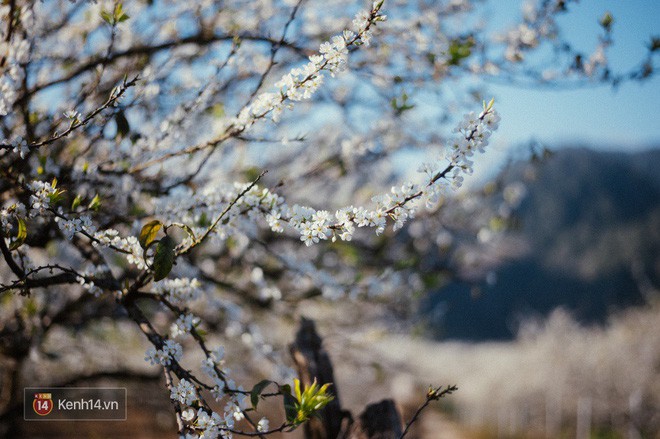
[399,384,458,439]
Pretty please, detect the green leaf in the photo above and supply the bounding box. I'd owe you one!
[101,3,129,25]
[250,379,273,409]
[48,189,67,206]
[71,194,82,211]
[114,3,129,23]
[599,11,613,31]
[88,194,101,211]
[197,212,211,228]
[209,103,225,118]
[390,92,415,116]
[100,10,113,25]
[170,222,196,241]
[152,235,176,281]
[283,390,298,426]
[139,220,162,249]
[447,37,474,66]
[9,217,27,251]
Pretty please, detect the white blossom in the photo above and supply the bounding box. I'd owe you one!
[170,379,197,406]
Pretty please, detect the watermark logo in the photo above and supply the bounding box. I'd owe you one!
[24,388,126,421]
[32,393,53,416]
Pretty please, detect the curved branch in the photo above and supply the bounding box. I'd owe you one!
[19,32,311,103]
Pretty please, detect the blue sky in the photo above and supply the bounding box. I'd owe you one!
[465,0,660,181]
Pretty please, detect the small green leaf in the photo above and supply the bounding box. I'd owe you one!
[152,235,176,281]
[599,11,613,31]
[170,222,196,241]
[88,194,101,211]
[9,217,27,251]
[71,194,82,211]
[139,220,162,249]
[114,3,129,23]
[48,189,67,205]
[447,37,474,66]
[280,384,291,394]
[197,212,211,228]
[100,10,113,25]
[209,103,225,118]
[250,379,273,409]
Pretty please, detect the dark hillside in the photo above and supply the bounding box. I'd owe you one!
[425,147,660,341]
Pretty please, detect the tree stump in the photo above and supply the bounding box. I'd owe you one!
[290,318,403,439]
[345,400,402,439]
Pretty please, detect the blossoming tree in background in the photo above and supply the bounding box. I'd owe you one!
[0,0,657,437]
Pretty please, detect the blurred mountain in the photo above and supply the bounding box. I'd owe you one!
[424,147,660,341]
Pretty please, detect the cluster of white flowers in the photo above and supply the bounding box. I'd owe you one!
[446,108,501,185]
[260,105,500,244]
[170,313,200,339]
[287,206,332,246]
[191,407,235,439]
[200,346,226,384]
[55,213,95,240]
[147,103,497,256]
[76,275,103,296]
[172,368,253,439]
[153,278,203,306]
[200,369,225,402]
[145,339,183,366]
[92,229,146,269]
[171,379,197,406]
[26,180,58,217]
[224,399,246,422]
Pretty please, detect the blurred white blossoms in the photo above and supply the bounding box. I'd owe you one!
[153,278,203,306]
[257,417,269,432]
[233,3,385,129]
